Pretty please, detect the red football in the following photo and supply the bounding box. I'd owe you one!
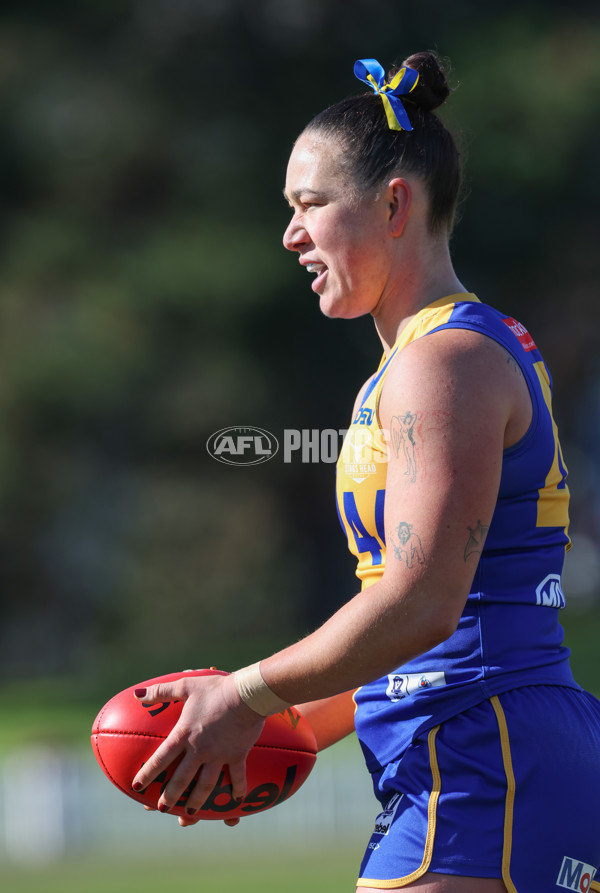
[91,669,317,819]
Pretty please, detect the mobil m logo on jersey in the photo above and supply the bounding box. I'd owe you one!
[536,573,566,608]
[556,856,598,892]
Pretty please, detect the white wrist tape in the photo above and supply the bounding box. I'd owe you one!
[233,662,290,717]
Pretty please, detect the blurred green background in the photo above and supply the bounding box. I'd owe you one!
[1,0,599,888]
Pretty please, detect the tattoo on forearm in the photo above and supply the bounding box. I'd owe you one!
[464,520,490,561]
[391,521,425,568]
[390,412,418,482]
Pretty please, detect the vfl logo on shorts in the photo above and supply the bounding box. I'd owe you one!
[386,672,446,702]
[373,793,403,836]
[556,856,598,891]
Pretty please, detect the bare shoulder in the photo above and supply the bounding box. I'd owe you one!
[379,327,531,448]
[384,326,518,393]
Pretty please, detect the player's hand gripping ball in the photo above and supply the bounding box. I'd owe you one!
[91,669,317,820]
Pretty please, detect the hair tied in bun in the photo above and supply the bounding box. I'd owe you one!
[353,58,419,131]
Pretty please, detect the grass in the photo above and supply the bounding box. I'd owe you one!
[0,852,358,893]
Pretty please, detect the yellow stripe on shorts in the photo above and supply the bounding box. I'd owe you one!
[356,725,441,889]
[490,695,518,893]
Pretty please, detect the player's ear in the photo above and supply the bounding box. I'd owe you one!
[387,178,412,237]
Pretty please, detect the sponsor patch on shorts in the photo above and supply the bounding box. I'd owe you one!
[372,793,403,837]
[386,672,446,702]
[556,856,598,891]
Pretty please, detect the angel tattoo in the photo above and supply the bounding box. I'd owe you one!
[390,412,417,482]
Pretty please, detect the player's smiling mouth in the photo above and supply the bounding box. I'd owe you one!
[304,262,328,292]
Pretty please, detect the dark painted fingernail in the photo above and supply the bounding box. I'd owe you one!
[132,782,144,792]
[235,796,244,804]
[186,807,197,816]
[159,803,170,813]
[134,688,147,699]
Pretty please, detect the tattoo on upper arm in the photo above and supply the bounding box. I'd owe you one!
[464,520,490,561]
[390,412,418,482]
[506,355,520,374]
[391,521,425,568]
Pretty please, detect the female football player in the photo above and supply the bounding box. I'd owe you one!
[132,52,600,892]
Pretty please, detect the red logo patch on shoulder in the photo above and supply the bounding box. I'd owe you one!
[502,317,537,352]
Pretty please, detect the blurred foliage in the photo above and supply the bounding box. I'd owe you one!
[0,1,599,691]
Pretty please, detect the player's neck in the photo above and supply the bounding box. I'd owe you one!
[372,241,467,354]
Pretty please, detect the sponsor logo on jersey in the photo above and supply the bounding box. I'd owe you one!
[206,427,279,466]
[340,428,387,483]
[502,316,537,352]
[386,672,446,702]
[343,429,375,483]
[372,792,403,836]
[535,573,566,608]
[353,407,374,426]
[556,856,597,891]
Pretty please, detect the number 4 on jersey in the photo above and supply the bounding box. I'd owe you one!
[341,490,386,565]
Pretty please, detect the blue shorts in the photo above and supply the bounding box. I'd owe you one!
[357,686,600,891]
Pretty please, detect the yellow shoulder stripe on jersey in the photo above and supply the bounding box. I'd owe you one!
[374,294,478,424]
[533,362,571,547]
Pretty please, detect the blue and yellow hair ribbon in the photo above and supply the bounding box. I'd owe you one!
[354,58,419,131]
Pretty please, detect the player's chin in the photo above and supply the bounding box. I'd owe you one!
[319,286,356,319]
[318,292,362,320]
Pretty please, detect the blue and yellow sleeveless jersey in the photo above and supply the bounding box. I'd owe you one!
[335,294,579,772]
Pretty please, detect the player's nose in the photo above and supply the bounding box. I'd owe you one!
[283,215,310,252]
